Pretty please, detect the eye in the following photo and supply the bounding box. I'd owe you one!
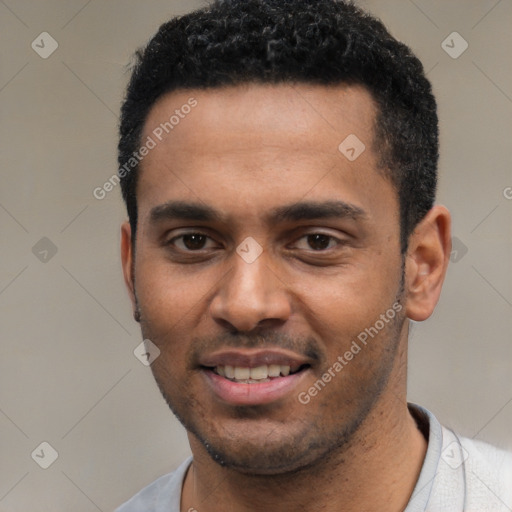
[169,233,216,251]
[294,234,340,251]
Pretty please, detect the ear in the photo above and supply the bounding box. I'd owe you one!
[404,205,451,321]
[121,221,138,320]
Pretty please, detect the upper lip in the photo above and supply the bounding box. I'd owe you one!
[199,349,312,369]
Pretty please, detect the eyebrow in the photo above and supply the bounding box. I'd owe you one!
[149,200,367,225]
[268,201,367,223]
[150,201,224,224]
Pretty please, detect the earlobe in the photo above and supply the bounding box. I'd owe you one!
[120,222,138,320]
[404,205,451,322]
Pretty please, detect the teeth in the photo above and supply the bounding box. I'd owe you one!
[268,364,281,377]
[214,364,297,381]
[250,365,268,380]
[234,367,250,380]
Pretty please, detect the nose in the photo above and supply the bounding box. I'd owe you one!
[209,253,292,332]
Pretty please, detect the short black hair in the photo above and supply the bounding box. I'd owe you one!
[118,0,438,253]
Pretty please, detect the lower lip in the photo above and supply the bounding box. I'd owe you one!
[202,369,309,406]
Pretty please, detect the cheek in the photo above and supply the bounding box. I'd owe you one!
[135,252,218,324]
[290,262,402,357]
[135,260,209,382]
[293,268,391,324]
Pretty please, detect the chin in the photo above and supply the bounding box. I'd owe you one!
[200,435,328,476]
[186,412,360,477]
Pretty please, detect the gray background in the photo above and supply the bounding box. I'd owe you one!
[0,0,510,510]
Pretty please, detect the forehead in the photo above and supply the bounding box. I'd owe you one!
[141,82,377,154]
[136,83,396,226]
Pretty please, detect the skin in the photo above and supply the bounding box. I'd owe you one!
[121,83,451,512]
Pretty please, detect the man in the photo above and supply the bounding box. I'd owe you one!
[116,0,512,510]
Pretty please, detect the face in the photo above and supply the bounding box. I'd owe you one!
[122,83,409,475]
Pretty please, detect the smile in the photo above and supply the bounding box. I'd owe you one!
[200,359,311,406]
[212,363,306,383]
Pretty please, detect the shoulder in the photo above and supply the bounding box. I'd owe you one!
[408,404,512,511]
[439,426,512,510]
[115,457,193,512]
[462,434,512,492]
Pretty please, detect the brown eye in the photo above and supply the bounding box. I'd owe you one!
[181,234,208,250]
[168,233,214,251]
[290,233,341,253]
[307,234,333,251]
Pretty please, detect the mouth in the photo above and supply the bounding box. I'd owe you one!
[199,350,313,405]
[208,363,309,383]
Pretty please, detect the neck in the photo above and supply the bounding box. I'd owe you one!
[181,337,427,512]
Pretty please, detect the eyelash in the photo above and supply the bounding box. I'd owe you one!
[166,232,344,253]
[168,233,219,251]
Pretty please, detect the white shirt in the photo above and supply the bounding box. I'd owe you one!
[116,404,512,511]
